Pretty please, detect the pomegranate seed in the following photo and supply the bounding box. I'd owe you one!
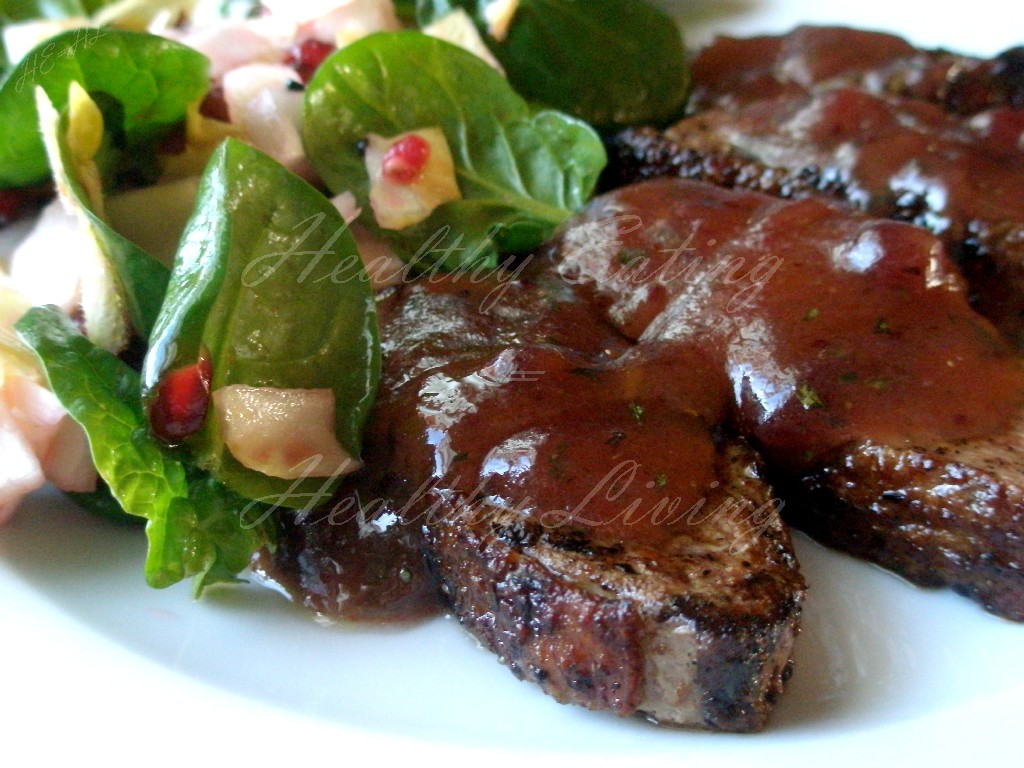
[149,356,213,443]
[0,184,54,227]
[199,85,231,123]
[285,39,337,84]
[381,135,432,185]
[0,190,24,225]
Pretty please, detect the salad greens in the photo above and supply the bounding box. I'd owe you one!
[1,2,694,596]
[38,85,169,342]
[144,138,380,507]
[303,31,606,270]
[15,305,273,593]
[416,0,689,129]
[0,27,209,188]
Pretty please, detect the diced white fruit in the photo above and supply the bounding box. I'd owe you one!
[351,224,407,290]
[36,87,130,354]
[291,0,401,47]
[212,386,362,479]
[222,64,311,177]
[2,376,65,458]
[6,201,84,315]
[106,177,201,267]
[1,375,97,494]
[42,418,97,494]
[365,128,462,230]
[424,8,503,72]
[483,0,519,42]
[0,401,45,525]
[171,22,283,80]
[331,191,362,224]
[1,18,89,66]
[0,375,97,522]
[329,192,407,290]
[93,0,197,32]
[0,214,37,271]
[0,285,40,384]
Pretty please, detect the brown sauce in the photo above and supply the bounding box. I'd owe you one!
[690,25,1024,118]
[264,179,1024,619]
[690,26,920,111]
[381,343,730,549]
[554,178,1024,472]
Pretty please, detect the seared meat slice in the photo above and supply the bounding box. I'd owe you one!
[788,425,1024,621]
[609,89,1024,342]
[546,178,1024,620]
[379,282,804,731]
[263,274,807,731]
[261,275,631,622]
[425,435,803,731]
[690,25,1024,116]
[603,124,851,201]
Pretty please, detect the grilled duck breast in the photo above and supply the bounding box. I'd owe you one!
[546,178,1024,620]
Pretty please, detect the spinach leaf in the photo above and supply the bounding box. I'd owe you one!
[303,31,606,270]
[417,0,689,129]
[38,88,169,342]
[66,482,138,524]
[15,305,272,593]
[0,28,209,189]
[144,138,380,508]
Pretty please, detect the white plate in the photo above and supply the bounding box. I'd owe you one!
[3,2,1024,765]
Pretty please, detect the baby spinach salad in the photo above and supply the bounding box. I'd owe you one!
[304,31,607,270]
[144,138,380,507]
[36,81,170,342]
[0,28,209,189]
[416,0,689,129]
[16,305,274,592]
[0,0,692,594]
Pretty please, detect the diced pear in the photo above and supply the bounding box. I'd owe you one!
[0,284,45,384]
[212,385,362,480]
[365,127,462,230]
[92,0,198,32]
[171,22,281,80]
[222,64,311,177]
[2,376,65,458]
[35,86,130,354]
[0,375,97,494]
[106,177,200,267]
[290,0,401,47]
[42,417,97,494]
[329,192,406,291]
[423,8,503,72]
[483,0,519,42]
[0,401,45,525]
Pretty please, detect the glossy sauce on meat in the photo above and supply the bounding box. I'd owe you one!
[258,273,643,620]
[713,88,1024,231]
[381,343,732,549]
[373,276,741,550]
[550,178,1024,472]
[660,86,1024,342]
[263,179,1024,621]
[690,25,1024,116]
